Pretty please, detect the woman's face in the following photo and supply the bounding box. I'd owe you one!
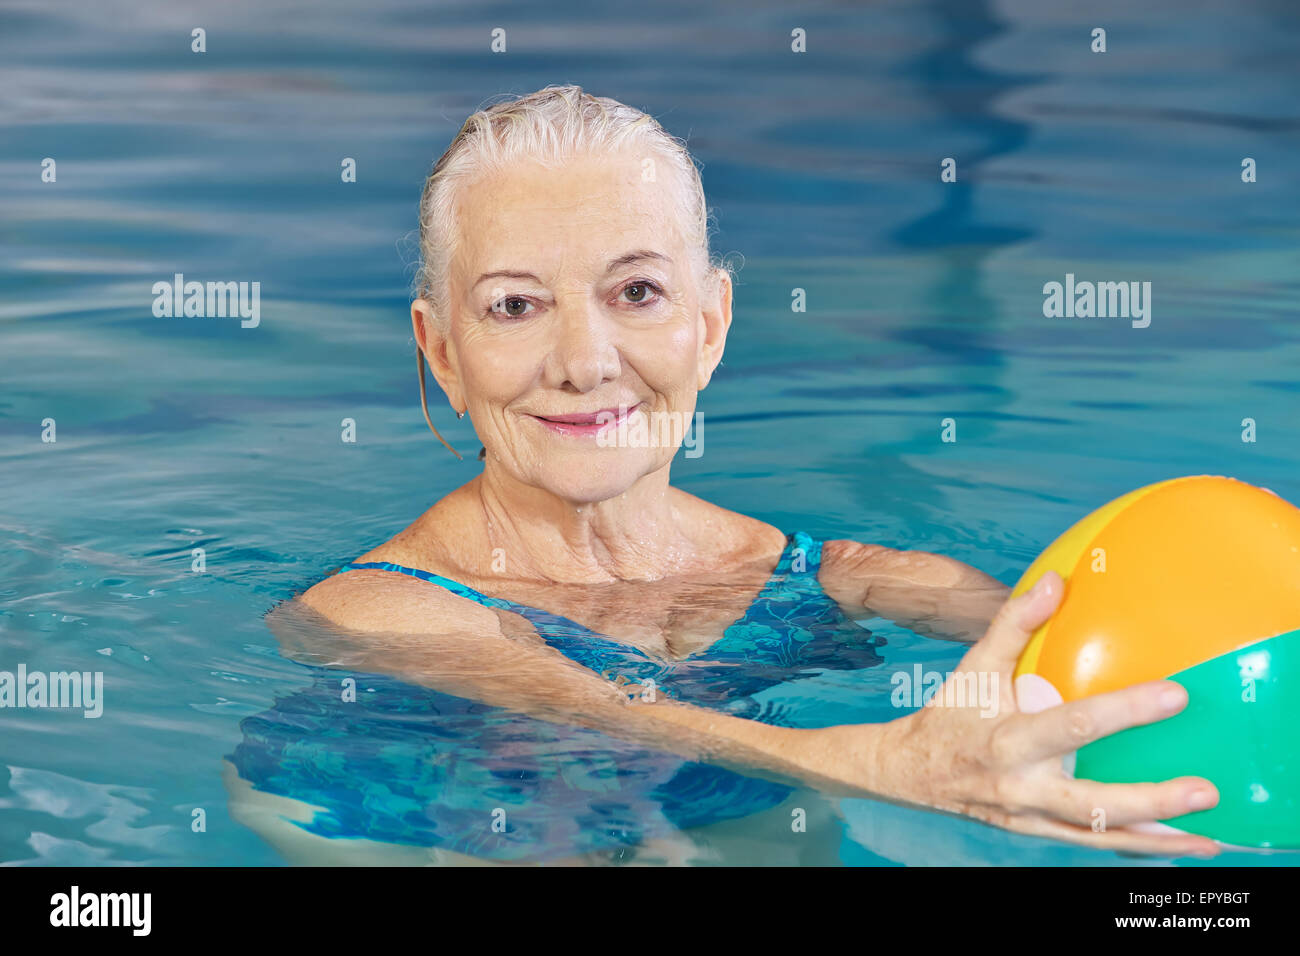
[415,149,732,504]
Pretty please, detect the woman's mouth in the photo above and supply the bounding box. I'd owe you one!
[530,403,642,438]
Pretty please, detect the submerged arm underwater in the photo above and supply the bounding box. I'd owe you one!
[261,568,1221,859]
[819,539,1010,643]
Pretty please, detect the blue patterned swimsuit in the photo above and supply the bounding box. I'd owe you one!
[228,532,885,861]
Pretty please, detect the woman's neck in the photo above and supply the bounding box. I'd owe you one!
[467,462,702,584]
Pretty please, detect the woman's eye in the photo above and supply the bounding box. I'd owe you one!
[490,296,533,318]
[621,281,662,305]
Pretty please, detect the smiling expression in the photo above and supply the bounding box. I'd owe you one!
[415,149,732,504]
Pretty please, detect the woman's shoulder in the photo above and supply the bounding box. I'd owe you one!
[671,493,898,574]
[293,565,500,637]
[291,485,498,634]
[669,489,788,569]
[338,483,481,574]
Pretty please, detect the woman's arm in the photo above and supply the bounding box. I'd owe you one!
[271,570,858,791]
[270,568,1220,857]
[818,539,1010,642]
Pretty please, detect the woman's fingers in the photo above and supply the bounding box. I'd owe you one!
[978,808,1220,858]
[964,570,1064,674]
[1000,679,1189,764]
[880,601,1229,859]
[983,677,1221,846]
[1021,772,1219,829]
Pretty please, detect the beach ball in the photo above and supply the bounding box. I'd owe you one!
[1012,475,1300,849]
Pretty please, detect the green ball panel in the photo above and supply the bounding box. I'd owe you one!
[1074,629,1300,848]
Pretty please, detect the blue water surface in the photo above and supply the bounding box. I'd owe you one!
[1,0,1298,865]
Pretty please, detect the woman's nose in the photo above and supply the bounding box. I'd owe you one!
[547,296,621,392]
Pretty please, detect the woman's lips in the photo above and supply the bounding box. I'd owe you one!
[530,403,641,437]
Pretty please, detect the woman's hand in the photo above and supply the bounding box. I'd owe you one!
[808,572,1222,857]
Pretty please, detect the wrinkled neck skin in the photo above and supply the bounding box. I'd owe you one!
[472,455,700,585]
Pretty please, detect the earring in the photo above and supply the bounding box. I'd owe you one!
[457,410,465,420]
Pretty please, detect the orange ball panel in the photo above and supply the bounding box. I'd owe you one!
[1033,476,1300,700]
[1013,477,1184,676]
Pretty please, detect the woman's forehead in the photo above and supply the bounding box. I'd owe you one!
[452,156,688,279]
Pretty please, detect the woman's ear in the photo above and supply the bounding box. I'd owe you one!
[411,298,464,411]
[696,268,733,390]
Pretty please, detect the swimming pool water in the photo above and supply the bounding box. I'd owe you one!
[2,0,1298,865]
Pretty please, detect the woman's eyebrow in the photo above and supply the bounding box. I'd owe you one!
[605,250,672,272]
[473,269,540,289]
[471,251,672,290]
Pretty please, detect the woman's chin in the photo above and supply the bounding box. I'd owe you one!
[527,458,664,506]
[542,476,640,506]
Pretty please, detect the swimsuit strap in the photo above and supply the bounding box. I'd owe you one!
[336,531,818,651]
[713,529,843,653]
[341,556,654,639]
[340,538,826,686]
[773,530,821,576]
[339,533,814,609]
[337,560,520,613]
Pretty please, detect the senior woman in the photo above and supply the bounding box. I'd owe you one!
[269,85,1218,862]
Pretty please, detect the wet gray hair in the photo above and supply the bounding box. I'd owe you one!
[415,84,730,330]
